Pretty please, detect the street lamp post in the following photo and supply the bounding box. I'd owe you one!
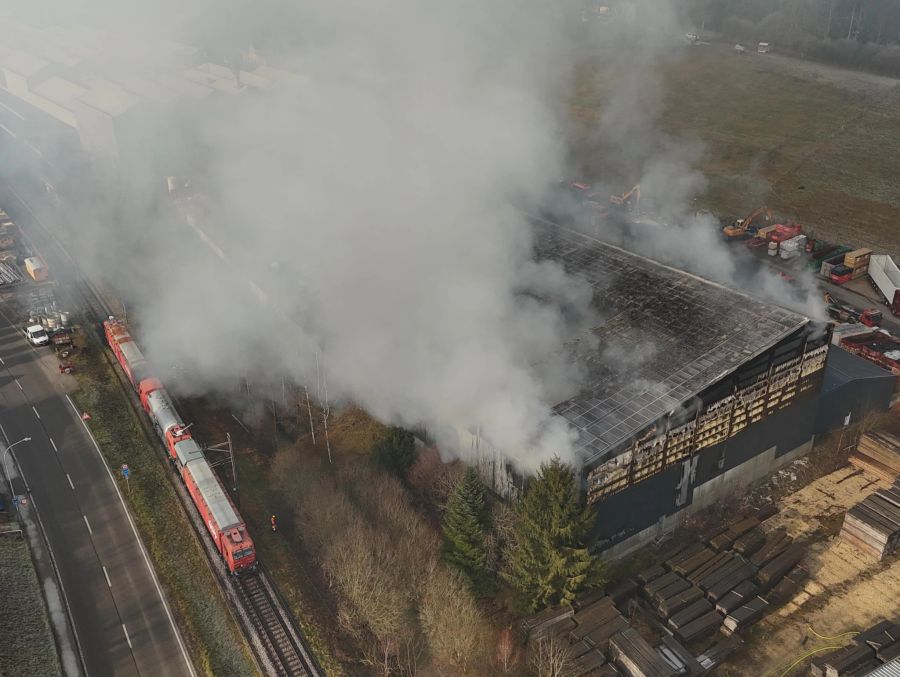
[3,437,31,520]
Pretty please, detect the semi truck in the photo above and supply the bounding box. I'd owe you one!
[869,254,900,317]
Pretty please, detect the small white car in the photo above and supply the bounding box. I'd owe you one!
[23,324,49,346]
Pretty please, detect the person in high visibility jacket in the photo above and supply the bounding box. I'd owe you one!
[270,514,277,532]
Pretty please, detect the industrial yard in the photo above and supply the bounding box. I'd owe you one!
[1,2,900,677]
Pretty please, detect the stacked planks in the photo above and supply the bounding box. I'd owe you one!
[722,596,768,635]
[608,628,676,677]
[810,620,900,676]
[708,516,760,552]
[851,433,900,482]
[568,596,629,653]
[522,604,574,640]
[839,481,900,560]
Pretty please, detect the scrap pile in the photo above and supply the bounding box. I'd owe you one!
[839,480,900,560]
[638,506,807,643]
[0,260,23,285]
[851,433,900,483]
[810,619,900,676]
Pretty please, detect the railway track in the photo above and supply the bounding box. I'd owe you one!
[3,185,321,677]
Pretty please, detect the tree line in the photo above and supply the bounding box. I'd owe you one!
[686,0,900,76]
[271,423,605,675]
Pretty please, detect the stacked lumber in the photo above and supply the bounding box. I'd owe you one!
[668,599,712,632]
[571,647,607,675]
[670,547,716,577]
[722,596,768,634]
[607,579,638,606]
[686,551,732,584]
[657,586,703,618]
[840,484,900,560]
[608,628,676,677]
[637,564,667,585]
[767,565,807,604]
[851,433,900,482]
[583,615,630,651]
[569,597,621,643]
[644,572,685,600]
[732,529,766,557]
[708,516,760,551]
[522,604,574,639]
[674,610,724,643]
[715,581,759,615]
[811,644,876,677]
[749,530,793,567]
[855,621,900,663]
[657,635,703,676]
[756,543,805,589]
[664,542,706,571]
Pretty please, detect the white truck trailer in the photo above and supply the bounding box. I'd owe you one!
[869,254,900,317]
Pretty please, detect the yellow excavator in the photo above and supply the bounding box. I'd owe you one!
[723,206,773,239]
[610,184,641,212]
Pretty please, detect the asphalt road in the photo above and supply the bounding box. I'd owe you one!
[0,309,194,677]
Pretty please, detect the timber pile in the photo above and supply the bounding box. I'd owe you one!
[722,596,768,635]
[732,529,766,557]
[767,565,808,604]
[674,610,724,643]
[568,596,630,653]
[708,516,760,552]
[522,604,574,640]
[667,599,713,632]
[756,543,805,589]
[657,586,703,618]
[840,482,900,560]
[608,628,676,677]
[809,619,900,676]
[851,433,900,482]
[749,529,793,567]
[657,635,703,676]
[715,580,759,615]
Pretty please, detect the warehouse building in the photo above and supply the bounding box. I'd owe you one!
[472,223,844,556]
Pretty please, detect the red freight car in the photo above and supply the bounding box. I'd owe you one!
[103,317,256,574]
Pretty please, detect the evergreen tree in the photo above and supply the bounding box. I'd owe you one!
[503,458,604,611]
[372,426,417,477]
[442,468,494,596]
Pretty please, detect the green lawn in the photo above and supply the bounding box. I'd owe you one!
[0,536,60,677]
[573,48,900,256]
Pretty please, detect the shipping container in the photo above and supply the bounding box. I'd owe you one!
[869,255,900,317]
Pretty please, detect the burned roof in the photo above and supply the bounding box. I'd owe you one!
[537,223,809,465]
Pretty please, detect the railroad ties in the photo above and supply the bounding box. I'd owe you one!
[236,573,313,676]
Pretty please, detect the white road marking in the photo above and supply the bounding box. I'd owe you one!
[0,122,16,139]
[15,379,22,390]
[66,474,74,490]
[67,395,197,676]
[0,101,25,120]
[82,515,92,535]
[32,405,40,419]
[24,141,42,157]
[122,624,132,649]
[0,356,5,364]
[102,566,112,588]
[50,438,57,453]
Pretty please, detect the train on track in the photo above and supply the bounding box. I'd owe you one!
[104,316,257,575]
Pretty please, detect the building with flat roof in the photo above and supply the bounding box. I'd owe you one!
[471,223,833,555]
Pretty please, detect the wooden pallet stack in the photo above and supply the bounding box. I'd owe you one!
[851,432,900,482]
[839,481,900,560]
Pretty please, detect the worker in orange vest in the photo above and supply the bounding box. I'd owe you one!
[270,514,277,532]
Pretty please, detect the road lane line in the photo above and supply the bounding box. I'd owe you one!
[66,474,74,490]
[15,378,23,390]
[0,356,5,364]
[0,122,16,139]
[82,515,92,535]
[102,566,112,588]
[122,624,132,649]
[67,394,197,676]
[0,101,25,120]
[50,438,57,453]
[32,405,40,419]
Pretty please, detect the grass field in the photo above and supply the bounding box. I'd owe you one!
[71,351,258,677]
[572,45,900,257]
[0,536,60,677]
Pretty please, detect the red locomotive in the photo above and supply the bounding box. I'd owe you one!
[104,317,256,575]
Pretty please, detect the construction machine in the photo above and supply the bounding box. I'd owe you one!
[723,206,773,239]
[609,185,640,212]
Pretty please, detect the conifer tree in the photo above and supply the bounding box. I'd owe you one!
[442,467,494,595]
[503,458,603,611]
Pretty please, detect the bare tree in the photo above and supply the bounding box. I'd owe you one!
[419,568,487,674]
[494,626,521,676]
[529,636,578,677]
